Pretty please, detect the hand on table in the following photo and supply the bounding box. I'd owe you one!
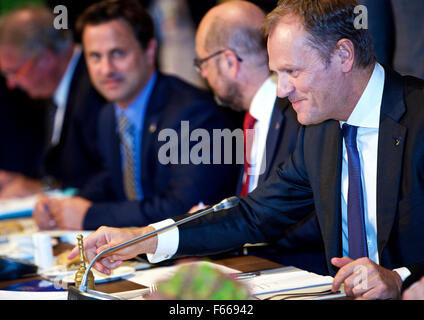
[402,276,424,300]
[33,196,92,230]
[331,257,402,300]
[67,225,158,275]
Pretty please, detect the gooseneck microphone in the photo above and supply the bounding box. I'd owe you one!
[69,196,239,299]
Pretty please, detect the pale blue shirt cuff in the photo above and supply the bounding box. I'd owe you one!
[146,219,179,263]
[393,267,411,282]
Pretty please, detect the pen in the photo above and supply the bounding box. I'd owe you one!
[232,271,261,280]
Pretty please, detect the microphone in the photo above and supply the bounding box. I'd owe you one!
[68,196,239,300]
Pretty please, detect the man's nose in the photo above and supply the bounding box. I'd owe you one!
[277,75,295,98]
[100,57,116,75]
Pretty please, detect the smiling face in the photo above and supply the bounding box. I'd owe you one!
[82,19,156,109]
[268,16,348,125]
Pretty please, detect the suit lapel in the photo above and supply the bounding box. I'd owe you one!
[259,99,285,184]
[139,73,168,193]
[376,68,407,255]
[314,121,343,275]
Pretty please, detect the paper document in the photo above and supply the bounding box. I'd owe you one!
[127,261,240,287]
[241,266,345,299]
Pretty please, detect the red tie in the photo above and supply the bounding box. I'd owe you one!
[240,112,257,197]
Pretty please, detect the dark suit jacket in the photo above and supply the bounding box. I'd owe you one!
[233,97,325,273]
[0,76,46,178]
[266,97,326,272]
[235,97,300,194]
[43,54,106,189]
[174,67,424,276]
[79,72,240,229]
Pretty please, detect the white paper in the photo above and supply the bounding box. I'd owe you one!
[127,261,240,287]
[0,290,68,300]
[242,266,335,296]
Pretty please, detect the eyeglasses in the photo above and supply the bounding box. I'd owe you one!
[2,53,40,81]
[193,49,243,73]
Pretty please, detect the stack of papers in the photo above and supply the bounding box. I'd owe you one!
[126,262,344,300]
[242,266,345,300]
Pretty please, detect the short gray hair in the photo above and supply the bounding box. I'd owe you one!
[0,5,73,57]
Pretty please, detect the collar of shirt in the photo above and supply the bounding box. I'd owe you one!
[114,71,158,133]
[245,76,277,191]
[340,62,385,129]
[50,46,82,146]
[53,46,82,110]
[249,76,277,124]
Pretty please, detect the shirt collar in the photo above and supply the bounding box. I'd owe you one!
[53,45,82,109]
[114,71,157,132]
[249,76,277,123]
[341,63,385,129]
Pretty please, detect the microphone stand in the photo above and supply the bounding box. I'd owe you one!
[68,196,239,300]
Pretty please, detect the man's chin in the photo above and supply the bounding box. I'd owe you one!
[214,95,244,112]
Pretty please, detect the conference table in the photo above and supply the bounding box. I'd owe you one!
[0,216,346,302]
[0,217,287,298]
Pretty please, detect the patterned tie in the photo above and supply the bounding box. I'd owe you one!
[342,123,368,259]
[239,112,257,197]
[118,114,138,201]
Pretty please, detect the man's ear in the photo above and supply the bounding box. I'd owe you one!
[334,38,355,73]
[145,38,158,65]
[221,49,241,79]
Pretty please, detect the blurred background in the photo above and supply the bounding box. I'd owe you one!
[0,0,422,87]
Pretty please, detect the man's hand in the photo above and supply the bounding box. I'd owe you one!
[188,202,209,213]
[402,277,424,300]
[33,194,57,230]
[0,170,17,189]
[331,257,403,300]
[67,226,158,275]
[0,173,42,199]
[48,196,92,230]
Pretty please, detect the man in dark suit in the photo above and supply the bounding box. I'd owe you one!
[0,75,46,184]
[34,0,238,230]
[72,0,424,300]
[0,5,105,198]
[192,0,325,274]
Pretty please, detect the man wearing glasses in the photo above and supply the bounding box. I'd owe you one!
[190,1,326,274]
[31,0,239,231]
[0,5,106,197]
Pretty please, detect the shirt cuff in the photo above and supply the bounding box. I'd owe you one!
[146,219,179,263]
[393,267,412,282]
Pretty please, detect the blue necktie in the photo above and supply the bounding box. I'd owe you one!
[342,124,369,259]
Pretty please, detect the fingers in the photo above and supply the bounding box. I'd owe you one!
[33,195,56,230]
[68,246,79,260]
[331,256,355,292]
[403,277,424,300]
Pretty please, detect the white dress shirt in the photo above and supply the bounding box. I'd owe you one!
[51,46,82,146]
[244,76,277,191]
